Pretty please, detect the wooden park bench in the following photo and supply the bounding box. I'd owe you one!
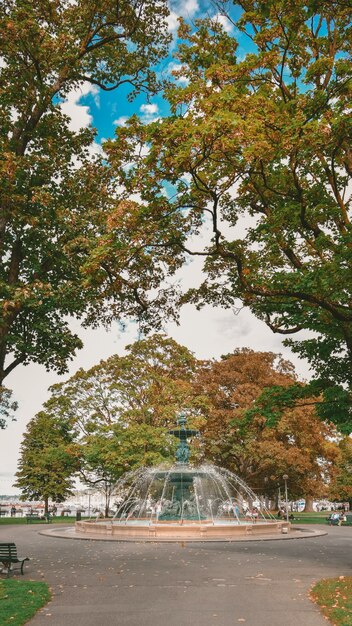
[26,513,52,524]
[0,543,29,577]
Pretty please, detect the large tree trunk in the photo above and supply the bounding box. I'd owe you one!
[304,495,314,512]
[104,481,111,518]
[273,490,280,510]
[44,496,49,515]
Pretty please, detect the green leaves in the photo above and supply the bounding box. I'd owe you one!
[244,378,352,435]
[23,334,203,513]
[0,386,18,429]
[14,411,79,505]
[0,0,171,386]
[105,1,352,406]
[46,333,201,433]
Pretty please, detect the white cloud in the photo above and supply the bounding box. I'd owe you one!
[87,142,104,160]
[140,103,159,115]
[167,0,200,31]
[167,10,180,33]
[213,13,234,33]
[10,107,19,123]
[172,0,199,17]
[186,0,199,14]
[167,0,200,47]
[60,81,99,132]
[114,105,159,127]
[59,82,103,163]
[113,116,129,127]
[139,102,160,124]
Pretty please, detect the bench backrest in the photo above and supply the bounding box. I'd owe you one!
[0,543,17,560]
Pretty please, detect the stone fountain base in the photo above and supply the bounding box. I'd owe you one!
[75,518,290,541]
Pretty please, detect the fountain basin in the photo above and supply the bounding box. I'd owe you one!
[75,518,290,540]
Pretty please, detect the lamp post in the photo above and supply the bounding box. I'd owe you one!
[283,474,289,523]
[278,484,281,509]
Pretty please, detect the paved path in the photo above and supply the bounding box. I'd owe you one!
[1,524,351,626]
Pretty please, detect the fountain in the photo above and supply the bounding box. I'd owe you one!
[76,414,290,540]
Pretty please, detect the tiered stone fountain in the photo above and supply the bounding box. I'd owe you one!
[76,414,290,540]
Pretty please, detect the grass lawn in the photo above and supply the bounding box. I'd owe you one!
[0,579,51,626]
[291,512,352,526]
[0,516,77,525]
[310,576,352,626]
[291,512,330,525]
[262,511,332,525]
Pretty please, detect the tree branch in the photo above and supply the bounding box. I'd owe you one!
[2,354,27,380]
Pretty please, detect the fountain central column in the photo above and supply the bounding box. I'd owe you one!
[168,413,199,465]
[158,414,201,521]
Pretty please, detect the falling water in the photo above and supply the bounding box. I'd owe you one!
[109,463,275,526]
[106,415,275,527]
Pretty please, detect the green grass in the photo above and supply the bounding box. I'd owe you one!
[291,512,331,525]
[263,511,333,525]
[291,512,352,526]
[0,516,78,525]
[310,576,352,626]
[0,579,51,625]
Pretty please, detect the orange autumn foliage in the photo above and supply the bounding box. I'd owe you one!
[194,349,339,505]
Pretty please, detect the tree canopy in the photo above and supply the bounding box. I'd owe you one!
[328,437,352,506]
[44,333,203,434]
[81,422,175,516]
[0,0,172,387]
[17,337,344,511]
[194,349,340,511]
[3,1,351,443]
[27,334,203,510]
[14,411,78,513]
[105,0,352,426]
[2,1,351,432]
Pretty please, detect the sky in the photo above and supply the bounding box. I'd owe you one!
[0,0,314,494]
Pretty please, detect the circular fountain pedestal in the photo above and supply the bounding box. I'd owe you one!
[75,518,290,540]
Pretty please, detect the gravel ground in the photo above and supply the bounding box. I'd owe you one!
[1,523,351,626]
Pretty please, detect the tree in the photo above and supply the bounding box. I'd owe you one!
[14,411,79,513]
[80,423,175,516]
[194,349,295,467]
[44,333,204,434]
[0,0,172,386]
[194,349,339,510]
[328,437,352,508]
[0,385,17,429]
[38,334,204,512]
[256,405,339,511]
[105,1,352,426]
